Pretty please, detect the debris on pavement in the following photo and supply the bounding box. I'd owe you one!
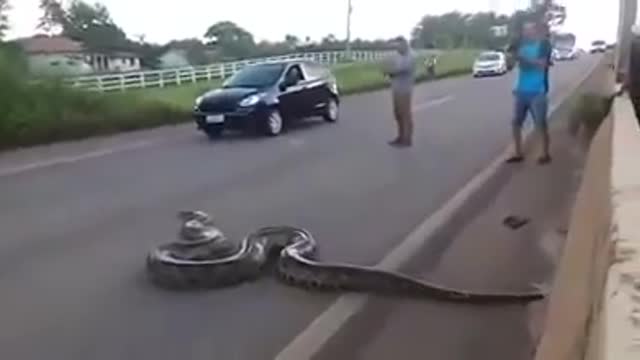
[502,215,530,230]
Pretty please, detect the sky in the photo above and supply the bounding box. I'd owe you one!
[6,0,620,48]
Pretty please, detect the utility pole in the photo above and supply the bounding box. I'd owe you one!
[346,0,353,60]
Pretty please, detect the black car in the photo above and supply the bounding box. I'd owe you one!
[193,60,340,138]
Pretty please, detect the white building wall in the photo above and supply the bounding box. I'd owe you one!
[106,56,141,72]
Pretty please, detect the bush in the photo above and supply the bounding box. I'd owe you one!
[0,46,185,150]
[568,93,614,140]
[335,49,479,95]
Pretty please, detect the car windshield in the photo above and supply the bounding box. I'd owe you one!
[477,53,500,61]
[223,63,285,88]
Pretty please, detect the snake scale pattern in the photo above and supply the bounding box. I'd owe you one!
[146,211,546,304]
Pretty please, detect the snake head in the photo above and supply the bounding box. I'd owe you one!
[177,210,225,243]
[178,210,213,225]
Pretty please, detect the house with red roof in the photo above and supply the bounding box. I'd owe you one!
[16,34,141,75]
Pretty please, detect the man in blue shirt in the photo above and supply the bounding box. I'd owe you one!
[507,21,553,165]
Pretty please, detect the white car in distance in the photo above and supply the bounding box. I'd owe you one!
[590,40,607,53]
[472,51,508,78]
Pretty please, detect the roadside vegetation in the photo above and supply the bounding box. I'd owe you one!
[0,45,184,150]
[568,93,615,142]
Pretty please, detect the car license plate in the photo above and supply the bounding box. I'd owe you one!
[205,115,224,124]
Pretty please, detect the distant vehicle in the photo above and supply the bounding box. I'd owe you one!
[192,60,340,138]
[553,47,578,61]
[472,51,509,77]
[551,32,578,61]
[497,49,516,70]
[590,40,608,53]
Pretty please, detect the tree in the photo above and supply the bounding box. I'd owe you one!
[321,34,338,45]
[284,34,299,49]
[204,21,255,59]
[164,38,211,65]
[132,40,163,69]
[0,0,9,40]
[531,0,566,28]
[38,0,130,52]
[38,0,66,35]
[412,11,508,49]
[63,1,129,51]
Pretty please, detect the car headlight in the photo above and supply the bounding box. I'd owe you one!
[239,94,262,107]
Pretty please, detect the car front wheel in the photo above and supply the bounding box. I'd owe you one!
[323,98,339,122]
[261,108,283,136]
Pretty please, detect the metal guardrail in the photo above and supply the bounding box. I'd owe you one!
[65,50,394,93]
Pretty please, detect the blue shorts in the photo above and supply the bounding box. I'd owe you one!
[513,92,548,129]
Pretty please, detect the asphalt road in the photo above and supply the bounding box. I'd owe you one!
[0,56,599,360]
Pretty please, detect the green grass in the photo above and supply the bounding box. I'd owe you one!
[0,83,186,150]
[337,49,479,95]
[0,47,185,150]
[137,80,224,109]
[0,49,479,150]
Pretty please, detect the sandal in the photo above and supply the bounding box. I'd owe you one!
[537,155,552,165]
[505,155,524,164]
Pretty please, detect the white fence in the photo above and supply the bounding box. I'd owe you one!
[66,50,393,93]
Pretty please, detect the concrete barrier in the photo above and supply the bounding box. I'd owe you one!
[534,91,640,358]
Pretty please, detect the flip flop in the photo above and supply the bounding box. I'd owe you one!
[389,141,411,148]
[503,215,530,230]
[537,155,552,165]
[505,155,524,164]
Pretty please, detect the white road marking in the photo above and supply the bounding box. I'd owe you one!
[0,140,156,178]
[275,58,604,360]
[413,95,454,112]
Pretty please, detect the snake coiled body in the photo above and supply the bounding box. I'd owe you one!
[146,211,546,304]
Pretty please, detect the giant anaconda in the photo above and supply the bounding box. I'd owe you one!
[146,211,546,304]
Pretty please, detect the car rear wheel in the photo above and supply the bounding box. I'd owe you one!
[203,124,224,139]
[261,109,283,136]
[323,98,339,122]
